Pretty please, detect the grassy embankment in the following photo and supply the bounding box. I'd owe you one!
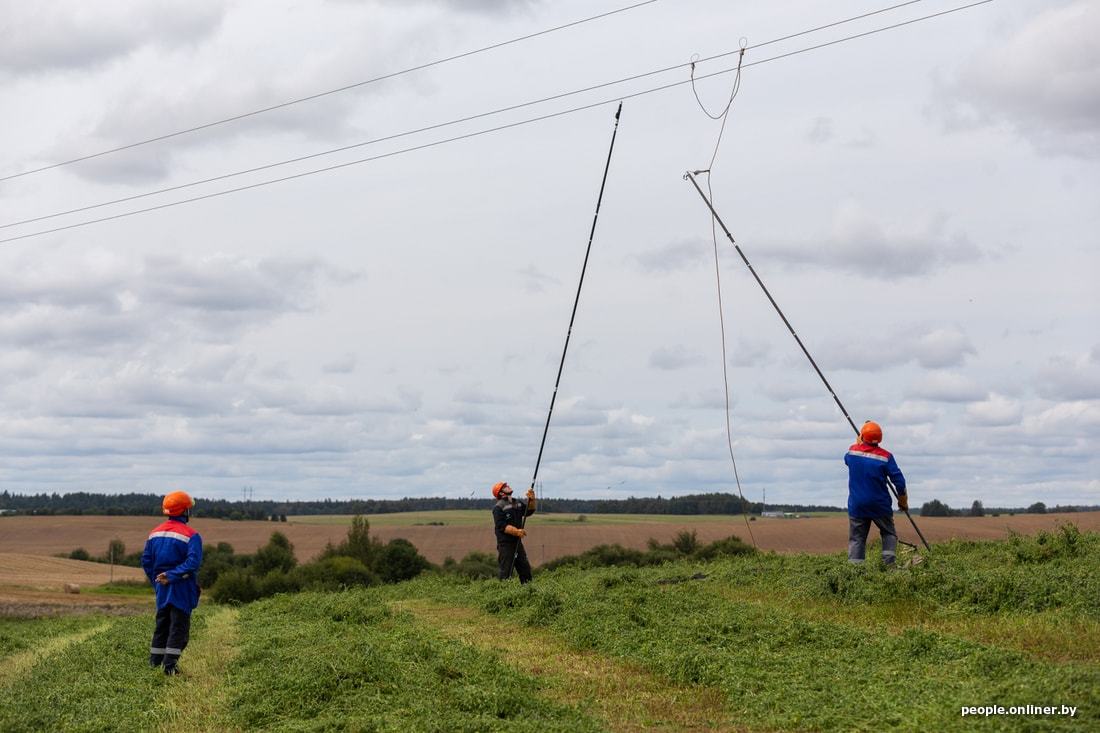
[1,525,1095,731]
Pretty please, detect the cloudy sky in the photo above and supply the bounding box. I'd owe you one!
[0,0,1096,508]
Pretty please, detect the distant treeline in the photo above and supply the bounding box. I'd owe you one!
[5,490,1095,519]
[918,499,1099,517]
[0,490,843,518]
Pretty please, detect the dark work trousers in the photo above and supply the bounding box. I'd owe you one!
[848,515,898,564]
[497,541,532,584]
[150,605,191,670]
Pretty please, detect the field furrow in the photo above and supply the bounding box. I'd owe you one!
[396,599,743,732]
[0,621,110,688]
[155,606,240,732]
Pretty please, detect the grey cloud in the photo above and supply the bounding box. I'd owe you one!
[372,0,540,15]
[632,239,709,274]
[807,116,833,144]
[517,264,560,294]
[934,1,1100,158]
[648,346,704,371]
[752,204,983,278]
[1035,351,1100,400]
[729,337,771,368]
[965,393,1023,427]
[815,325,975,372]
[0,252,345,352]
[907,371,986,402]
[323,353,358,374]
[0,1,224,75]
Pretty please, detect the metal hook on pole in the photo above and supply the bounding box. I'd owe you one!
[683,171,930,551]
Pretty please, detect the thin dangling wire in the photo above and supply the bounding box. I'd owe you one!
[690,40,756,548]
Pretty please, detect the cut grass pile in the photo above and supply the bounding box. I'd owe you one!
[228,590,603,732]
[0,615,106,660]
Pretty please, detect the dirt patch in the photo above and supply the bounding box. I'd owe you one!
[0,512,1095,566]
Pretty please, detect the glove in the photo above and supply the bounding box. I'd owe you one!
[526,488,536,501]
[504,525,526,538]
[897,493,909,511]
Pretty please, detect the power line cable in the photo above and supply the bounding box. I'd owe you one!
[0,0,993,246]
[690,42,755,546]
[0,0,660,183]
[0,0,951,232]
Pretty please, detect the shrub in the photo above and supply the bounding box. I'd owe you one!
[320,515,382,567]
[672,530,699,555]
[257,570,302,597]
[693,535,756,561]
[252,532,297,575]
[373,538,431,584]
[68,548,91,561]
[293,557,378,591]
[209,569,261,604]
[445,551,497,580]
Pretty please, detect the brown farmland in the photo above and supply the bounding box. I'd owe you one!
[1,511,1096,566]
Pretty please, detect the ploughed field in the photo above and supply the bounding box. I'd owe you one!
[1,511,1097,566]
[1,527,1096,732]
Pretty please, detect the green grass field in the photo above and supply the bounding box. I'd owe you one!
[2,526,1095,731]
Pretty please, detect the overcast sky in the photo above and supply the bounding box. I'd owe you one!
[0,0,1096,508]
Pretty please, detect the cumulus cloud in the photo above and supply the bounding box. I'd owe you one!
[632,239,709,274]
[815,325,976,372]
[752,203,983,278]
[965,393,1023,426]
[0,251,341,352]
[907,371,986,402]
[1035,350,1100,400]
[934,1,1100,158]
[648,346,704,370]
[0,1,224,75]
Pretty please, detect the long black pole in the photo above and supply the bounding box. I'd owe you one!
[529,102,623,494]
[504,103,624,581]
[684,171,930,550]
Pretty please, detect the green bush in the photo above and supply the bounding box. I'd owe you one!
[444,551,498,580]
[209,568,261,604]
[373,538,432,583]
[293,556,378,590]
[251,531,296,575]
[68,548,90,561]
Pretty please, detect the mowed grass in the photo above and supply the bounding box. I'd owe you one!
[290,510,768,527]
[1,527,1095,731]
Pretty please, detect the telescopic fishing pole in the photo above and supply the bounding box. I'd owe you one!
[683,171,931,551]
[505,103,624,580]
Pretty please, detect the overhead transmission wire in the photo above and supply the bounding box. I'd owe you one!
[0,0,660,183]
[690,38,756,547]
[0,0,934,232]
[0,0,993,246]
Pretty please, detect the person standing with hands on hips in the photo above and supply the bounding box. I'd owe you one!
[491,482,537,583]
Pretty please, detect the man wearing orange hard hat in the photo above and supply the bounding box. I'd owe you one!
[141,490,204,675]
[845,421,907,566]
[491,482,537,583]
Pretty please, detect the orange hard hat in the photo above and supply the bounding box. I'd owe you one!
[162,490,195,516]
[860,421,883,445]
[491,482,512,499]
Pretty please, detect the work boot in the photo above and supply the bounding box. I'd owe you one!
[163,655,181,676]
[149,653,164,668]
